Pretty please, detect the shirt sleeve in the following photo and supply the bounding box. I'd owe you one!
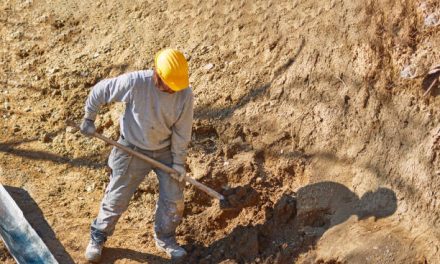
[171,91,194,165]
[84,72,137,120]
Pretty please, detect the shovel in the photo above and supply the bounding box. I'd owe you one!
[66,120,234,210]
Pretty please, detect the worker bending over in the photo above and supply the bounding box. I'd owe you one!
[80,49,193,262]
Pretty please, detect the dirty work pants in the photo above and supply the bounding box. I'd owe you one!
[90,136,185,244]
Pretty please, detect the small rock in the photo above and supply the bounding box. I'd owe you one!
[51,19,64,29]
[11,31,24,40]
[269,40,278,50]
[21,0,33,7]
[86,183,95,192]
[200,45,210,55]
[425,13,440,27]
[80,71,89,77]
[103,46,111,53]
[66,126,76,133]
[52,90,61,96]
[47,67,59,75]
[36,14,49,23]
[184,52,191,61]
[40,88,48,95]
[204,63,214,71]
[41,133,52,143]
[93,52,100,58]
[13,126,21,133]
[25,107,32,112]
[400,65,417,79]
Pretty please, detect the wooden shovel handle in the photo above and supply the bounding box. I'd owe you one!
[66,120,224,201]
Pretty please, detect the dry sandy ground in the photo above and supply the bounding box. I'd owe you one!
[1,0,440,263]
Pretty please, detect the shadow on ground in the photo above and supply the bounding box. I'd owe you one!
[184,181,397,263]
[4,186,75,264]
[100,247,168,264]
[0,131,107,169]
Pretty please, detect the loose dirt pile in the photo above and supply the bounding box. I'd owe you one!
[222,185,259,209]
[1,0,440,263]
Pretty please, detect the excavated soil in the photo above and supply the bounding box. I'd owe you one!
[1,0,440,263]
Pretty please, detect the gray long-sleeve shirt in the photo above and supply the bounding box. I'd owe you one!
[84,70,193,165]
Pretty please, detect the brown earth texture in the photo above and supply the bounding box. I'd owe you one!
[1,0,440,263]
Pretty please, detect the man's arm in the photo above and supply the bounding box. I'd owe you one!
[171,93,194,169]
[84,72,137,120]
[80,72,138,136]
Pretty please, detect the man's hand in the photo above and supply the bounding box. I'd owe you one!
[171,164,186,182]
[80,118,96,136]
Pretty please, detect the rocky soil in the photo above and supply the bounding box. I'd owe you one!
[1,0,440,263]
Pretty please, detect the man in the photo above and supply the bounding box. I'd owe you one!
[80,48,193,262]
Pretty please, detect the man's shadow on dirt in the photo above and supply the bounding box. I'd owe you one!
[186,181,397,263]
[100,247,168,264]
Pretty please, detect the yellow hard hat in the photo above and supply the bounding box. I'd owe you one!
[154,48,189,91]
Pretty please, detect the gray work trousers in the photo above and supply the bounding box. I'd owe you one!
[90,136,185,244]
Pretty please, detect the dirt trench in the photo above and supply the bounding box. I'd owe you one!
[1,0,440,263]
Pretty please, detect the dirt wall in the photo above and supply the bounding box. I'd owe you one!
[1,0,439,263]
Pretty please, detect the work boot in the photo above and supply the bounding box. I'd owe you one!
[85,239,104,263]
[155,237,187,260]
